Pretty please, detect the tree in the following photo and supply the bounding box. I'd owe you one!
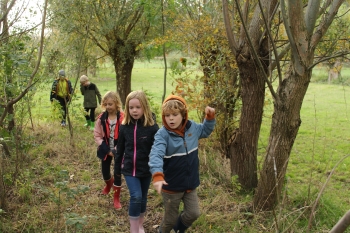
[49,0,161,104]
[0,0,47,129]
[154,0,240,154]
[223,0,349,212]
[255,0,348,212]
[0,0,48,210]
[223,0,280,190]
[316,6,350,83]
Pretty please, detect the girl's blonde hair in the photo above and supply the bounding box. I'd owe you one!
[123,90,155,127]
[101,91,122,112]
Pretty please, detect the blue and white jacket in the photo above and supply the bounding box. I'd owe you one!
[149,117,215,192]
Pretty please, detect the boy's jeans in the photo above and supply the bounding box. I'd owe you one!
[124,175,152,217]
[160,189,200,233]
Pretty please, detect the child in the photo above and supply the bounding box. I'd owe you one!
[148,95,216,233]
[94,91,124,209]
[80,75,102,130]
[50,70,73,127]
[114,90,159,233]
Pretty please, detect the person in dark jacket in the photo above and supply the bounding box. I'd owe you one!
[50,70,73,127]
[115,90,159,233]
[80,75,102,130]
[149,95,216,233]
[94,91,125,209]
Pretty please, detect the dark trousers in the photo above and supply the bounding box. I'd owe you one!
[56,96,68,121]
[101,155,118,186]
[84,108,96,122]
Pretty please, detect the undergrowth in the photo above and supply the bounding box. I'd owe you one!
[1,117,348,232]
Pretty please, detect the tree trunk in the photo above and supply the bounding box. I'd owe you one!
[254,69,311,211]
[328,60,342,84]
[222,0,277,191]
[1,0,15,131]
[108,40,137,105]
[0,144,7,210]
[112,57,134,105]
[229,61,265,190]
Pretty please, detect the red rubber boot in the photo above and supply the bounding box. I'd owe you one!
[113,186,122,209]
[102,177,114,195]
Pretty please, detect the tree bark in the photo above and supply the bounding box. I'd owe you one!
[223,0,278,190]
[253,0,345,212]
[254,68,311,211]
[229,60,266,190]
[112,56,134,105]
[328,60,342,84]
[108,39,137,105]
[330,210,350,233]
[0,145,7,210]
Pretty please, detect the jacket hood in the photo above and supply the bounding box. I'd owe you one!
[162,95,188,137]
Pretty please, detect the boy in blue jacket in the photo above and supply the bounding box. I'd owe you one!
[149,95,215,233]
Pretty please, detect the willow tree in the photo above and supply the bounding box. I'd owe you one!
[49,0,161,104]
[223,0,348,211]
[222,0,280,190]
[254,0,347,212]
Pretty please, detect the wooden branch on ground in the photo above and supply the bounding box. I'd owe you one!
[330,210,350,233]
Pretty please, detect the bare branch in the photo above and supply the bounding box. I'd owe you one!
[0,0,16,22]
[305,0,321,37]
[239,0,249,45]
[307,155,350,232]
[318,0,333,16]
[257,0,283,84]
[311,0,345,48]
[330,210,350,233]
[269,44,291,71]
[234,0,278,100]
[282,0,308,75]
[309,51,350,69]
[222,0,238,56]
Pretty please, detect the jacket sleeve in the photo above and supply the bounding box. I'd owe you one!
[50,80,56,101]
[195,118,216,139]
[114,126,126,175]
[148,128,167,176]
[80,85,84,95]
[94,118,110,160]
[94,118,105,146]
[68,80,73,96]
[95,85,102,105]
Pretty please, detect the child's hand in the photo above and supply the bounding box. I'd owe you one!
[153,180,168,195]
[205,106,215,119]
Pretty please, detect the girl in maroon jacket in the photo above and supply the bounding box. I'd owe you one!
[94,91,124,209]
[115,90,159,233]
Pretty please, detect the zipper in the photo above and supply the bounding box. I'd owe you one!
[133,120,137,176]
[183,136,190,188]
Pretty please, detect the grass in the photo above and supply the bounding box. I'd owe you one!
[2,59,350,232]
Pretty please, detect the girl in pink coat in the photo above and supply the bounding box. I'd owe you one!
[94,91,124,209]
